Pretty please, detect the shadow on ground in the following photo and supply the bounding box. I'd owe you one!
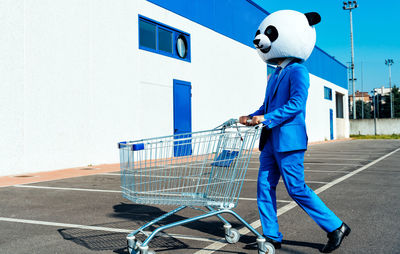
[57,203,326,253]
[58,222,188,253]
[58,227,128,253]
[281,239,324,253]
[58,202,244,253]
[112,203,241,238]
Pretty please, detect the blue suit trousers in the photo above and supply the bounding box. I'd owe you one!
[257,138,342,242]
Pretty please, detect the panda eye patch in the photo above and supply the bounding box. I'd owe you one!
[255,30,261,37]
[264,26,278,42]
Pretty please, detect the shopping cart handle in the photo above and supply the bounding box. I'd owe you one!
[245,119,264,127]
[214,119,238,129]
[222,118,238,127]
[216,118,262,129]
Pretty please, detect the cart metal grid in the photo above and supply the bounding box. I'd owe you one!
[117,120,275,254]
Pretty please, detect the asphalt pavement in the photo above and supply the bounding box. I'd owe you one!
[0,139,399,254]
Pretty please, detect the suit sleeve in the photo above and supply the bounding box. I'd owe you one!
[262,65,309,129]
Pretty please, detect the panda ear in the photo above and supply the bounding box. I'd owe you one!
[305,12,321,26]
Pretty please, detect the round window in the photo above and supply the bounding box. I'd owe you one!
[176,34,188,59]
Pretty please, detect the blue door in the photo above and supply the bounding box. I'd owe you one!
[329,109,334,140]
[173,79,192,156]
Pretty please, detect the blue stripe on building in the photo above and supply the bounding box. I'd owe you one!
[304,47,348,90]
[147,0,348,90]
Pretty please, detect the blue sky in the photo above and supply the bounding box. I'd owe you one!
[252,0,400,94]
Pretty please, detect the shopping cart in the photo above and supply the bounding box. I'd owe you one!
[117,119,275,254]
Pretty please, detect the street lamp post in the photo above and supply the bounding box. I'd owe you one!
[385,59,394,118]
[376,88,380,118]
[361,62,364,119]
[372,90,377,135]
[343,1,358,119]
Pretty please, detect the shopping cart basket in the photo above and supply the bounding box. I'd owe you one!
[117,119,275,254]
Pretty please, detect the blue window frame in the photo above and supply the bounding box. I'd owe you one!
[138,15,191,62]
[324,86,332,100]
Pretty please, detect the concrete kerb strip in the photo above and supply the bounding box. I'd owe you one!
[193,147,400,254]
[0,163,120,188]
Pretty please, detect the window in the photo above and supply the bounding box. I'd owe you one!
[138,16,190,62]
[176,35,188,58]
[158,28,172,53]
[139,19,156,50]
[336,93,344,118]
[324,86,332,100]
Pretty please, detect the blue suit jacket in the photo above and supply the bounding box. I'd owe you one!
[250,62,309,152]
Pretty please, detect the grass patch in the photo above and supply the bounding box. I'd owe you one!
[351,134,400,139]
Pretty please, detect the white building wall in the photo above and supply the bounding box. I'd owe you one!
[306,74,349,142]
[0,0,25,173]
[0,0,266,176]
[0,0,348,176]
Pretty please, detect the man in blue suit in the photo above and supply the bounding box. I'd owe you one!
[240,10,350,253]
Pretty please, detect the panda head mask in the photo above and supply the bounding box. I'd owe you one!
[253,10,321,64]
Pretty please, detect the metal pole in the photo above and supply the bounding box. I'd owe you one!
[377,89,380,118]
[343,1,358,119]
[361,62,364,119]
[374,93,377,135]
[347,62,352,118]
[389,63,393,118]
[350,9,356,119]
[385,59,394,118]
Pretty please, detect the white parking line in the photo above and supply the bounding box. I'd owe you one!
[304,162,360,166]
[305,151,388,155]
[194,146,400,254]
[239,197,291,203]
[305,157,372,161]
[13,184,121,193]
[304,170,351,173]
[247,163,358,170]
[97,173,327,184]
[12,184,292,203]
[0,217,219,243]
[99,172,121,176]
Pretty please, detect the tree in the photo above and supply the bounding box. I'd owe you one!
[379,94,391,118]
[355,100,372,119]
[393,85,400,118]
[379,86,400,118]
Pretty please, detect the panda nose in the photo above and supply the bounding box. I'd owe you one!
[253,39,260,46]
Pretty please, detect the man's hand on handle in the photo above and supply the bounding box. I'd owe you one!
[239,115,265,126]
[239,116,250,125]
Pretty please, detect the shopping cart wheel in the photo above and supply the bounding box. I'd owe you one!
[258,241,275,254]
[127,239,140,254]
[137,245,156,254]
[225,228,240,244]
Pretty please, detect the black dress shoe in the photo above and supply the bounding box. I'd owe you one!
[265,236,282,249]
[321,223,351,253]
[244,236,281,250]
